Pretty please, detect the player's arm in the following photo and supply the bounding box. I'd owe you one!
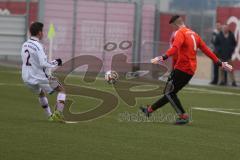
[151,31,184,64]
[37,45,62,68]
[198,37,233,72]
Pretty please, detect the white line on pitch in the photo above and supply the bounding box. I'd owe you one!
[65,121,79,124]
[192,107,240,116]
[1,82,240,97]
[185,87,240,96]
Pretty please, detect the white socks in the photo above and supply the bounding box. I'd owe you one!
[39,97,52,117]
[38,93,66,118]
[56,92,66,112]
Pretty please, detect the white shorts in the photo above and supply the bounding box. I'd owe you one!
[24,79,61,95]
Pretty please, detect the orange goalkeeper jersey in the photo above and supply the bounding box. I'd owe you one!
[165,26,219,75]
[170,31,178,67]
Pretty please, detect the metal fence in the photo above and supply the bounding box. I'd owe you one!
[38,0,159,72]
[0,15,26,56]
[0,0,34,64]
[1,0,240,83]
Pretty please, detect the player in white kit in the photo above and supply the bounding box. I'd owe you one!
[21,22,66,122]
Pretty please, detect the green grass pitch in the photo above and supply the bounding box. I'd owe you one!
[0,66,240,160]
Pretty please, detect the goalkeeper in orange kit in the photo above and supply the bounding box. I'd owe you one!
[140,15,233,125]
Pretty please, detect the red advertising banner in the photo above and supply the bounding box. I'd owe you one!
[0,1,38,24]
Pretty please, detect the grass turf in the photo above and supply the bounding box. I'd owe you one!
[0,67,240,160]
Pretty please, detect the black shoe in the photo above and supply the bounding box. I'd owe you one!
[139,106,151,118]
[219,82,226,86]
[210,81,217,85]
[232,81,237,87]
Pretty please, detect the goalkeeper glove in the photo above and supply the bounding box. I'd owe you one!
[217,60,233,72]
[151,55,168,64]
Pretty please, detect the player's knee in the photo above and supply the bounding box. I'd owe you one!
[164,92,170,98]
[164,88,177,95]
[163,89,171,95]
[39,90,46,97]
[164,90,175,97]
[55,85,65,93]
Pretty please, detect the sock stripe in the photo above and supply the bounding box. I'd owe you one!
[42,105,48,109]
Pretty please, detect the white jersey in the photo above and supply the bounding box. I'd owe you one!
[21,37,57,85]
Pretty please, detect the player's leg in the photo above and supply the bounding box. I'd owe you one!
[210,62,219,84]
[39,81,65,122]
[229,72,237,86]
[219,69,226,85]
[24,83,53,120]
[166,92,189,124]
[43,77,66,113]
[38,90,53,120]
[165,70,192,124]
[140,95,169,117]
[47,78,66,121]
[228,60,237,86]
[151,75,175,111]
[141,72,189,116]
[54,85,66,117]
[140,69,192,124]
[140,71,175,117]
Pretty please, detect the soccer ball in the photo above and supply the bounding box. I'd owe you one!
[105,70,119,84]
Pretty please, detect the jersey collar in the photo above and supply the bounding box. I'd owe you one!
[179,24,186,29]
[30,36,39,41]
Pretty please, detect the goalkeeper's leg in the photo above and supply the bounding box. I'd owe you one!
[140,69,192,124]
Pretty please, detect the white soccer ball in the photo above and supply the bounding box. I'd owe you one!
[105,70,119,84]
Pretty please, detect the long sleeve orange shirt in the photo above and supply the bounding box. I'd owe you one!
[165,26,219,75]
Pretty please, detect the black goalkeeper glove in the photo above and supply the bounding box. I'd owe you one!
[55,58,62,66]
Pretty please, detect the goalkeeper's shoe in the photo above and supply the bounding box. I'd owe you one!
[175,114,189,125]
[52,110,65,123]
[140,105,153,118]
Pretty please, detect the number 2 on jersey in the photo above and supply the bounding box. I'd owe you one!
[25,50,32,66]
